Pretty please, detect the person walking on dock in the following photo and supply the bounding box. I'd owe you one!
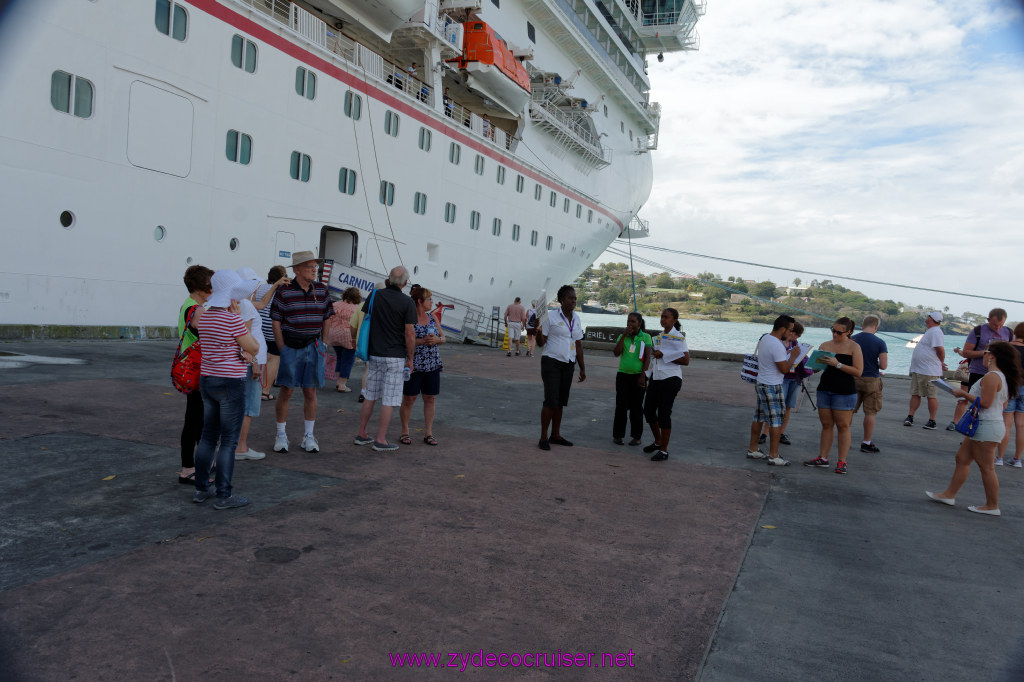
[904,312,946,430]
[853,315,888,453]
[504,297,528,357]
[270,251,334,453]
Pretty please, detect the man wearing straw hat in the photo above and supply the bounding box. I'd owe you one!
[270,251,334,453]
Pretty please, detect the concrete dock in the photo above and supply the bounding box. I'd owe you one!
[1,340,1021,681]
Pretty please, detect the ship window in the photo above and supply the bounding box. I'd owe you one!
[339,167,357,195]
[231,35,258,73]
[418,127,432,152]
[545,236,553,251]
[413,192,428,215]
[379,180,395,206]
[230,238,240,251]
[225,130,252,165]
[155,0,188,41]
[496,166,506,185]
[534,184,541,201]
[344,91,362,119]
[444,202,457,223]
[384,110,400,137]
[603,104,608,117]
[512,224,521,242]
[620,121,625,133]
[629,129,633,141]
[470,211,480,231]
[527,22,535,44]
[449,142,461,165]
[492,218,501,236]
[474,155,484,175]
[516,175,524,193]
[576,204,582,219]
[50,71,94,118]
[549,191,556,208]
[295,67,317,100]
[563,198,570,213]
[560,242,566,251]
[491,0,499,6]
[588,209,593,223]
[290,151,311,182]
[530,230,538,246]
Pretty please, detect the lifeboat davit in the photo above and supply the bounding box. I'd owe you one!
[448,21,531,115]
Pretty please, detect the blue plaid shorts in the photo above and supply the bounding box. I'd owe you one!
[754,383,785,428]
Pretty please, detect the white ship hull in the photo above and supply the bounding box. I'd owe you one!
[0,0,699,330]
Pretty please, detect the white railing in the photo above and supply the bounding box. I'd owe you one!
[412,0,464,53]
[290,3,325,45]
[529,98,605,157]
[443,99,514,151]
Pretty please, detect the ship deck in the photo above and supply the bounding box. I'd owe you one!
[1,340,1021,680]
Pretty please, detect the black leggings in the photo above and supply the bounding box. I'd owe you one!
[644,377,682,430]
[614,372,646,440]
[180,389,203,468]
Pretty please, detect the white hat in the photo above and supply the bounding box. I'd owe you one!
[208,269,242,308]
[290,250,323,268]
[233,267,261,301]
[928,311,943,323]
[236,266,260,282]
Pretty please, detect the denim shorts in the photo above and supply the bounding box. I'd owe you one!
[1005,386,1024,413]
[817,390,857,411]
[277,341,326,389]
[782,378,800,409]
[243,365,262,418]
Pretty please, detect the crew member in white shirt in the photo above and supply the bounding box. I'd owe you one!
[535,285,586,450]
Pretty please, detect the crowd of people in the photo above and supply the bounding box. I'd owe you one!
[176,262,1024,516]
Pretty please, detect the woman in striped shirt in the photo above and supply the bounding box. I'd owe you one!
[193,270,259,510]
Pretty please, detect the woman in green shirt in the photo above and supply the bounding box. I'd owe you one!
[612,312,652,445]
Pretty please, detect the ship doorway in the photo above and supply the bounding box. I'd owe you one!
[275,231,295,265]
[319,226,357,267]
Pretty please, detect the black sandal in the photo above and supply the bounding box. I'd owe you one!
[399,434,412,445]
[423,435,438,446]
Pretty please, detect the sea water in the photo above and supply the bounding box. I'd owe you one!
[577,313,966,378]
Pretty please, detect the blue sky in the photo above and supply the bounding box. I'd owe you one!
[609,0,1024,322]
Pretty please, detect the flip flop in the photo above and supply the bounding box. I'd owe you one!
[399,434,412,445]
[423,435,438,446]
[178,472,196,485]
[261,393,275,401]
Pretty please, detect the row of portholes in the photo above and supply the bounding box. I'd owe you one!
[410,265,511,287]
[61,212,243,254]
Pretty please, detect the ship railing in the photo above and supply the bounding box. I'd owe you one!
[409,0,464,55]
[444,99,514,151]
[528,98,605,156]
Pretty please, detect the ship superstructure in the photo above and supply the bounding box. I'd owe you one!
[0,0,704,331]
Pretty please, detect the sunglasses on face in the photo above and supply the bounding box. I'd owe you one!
[831,328,846,334]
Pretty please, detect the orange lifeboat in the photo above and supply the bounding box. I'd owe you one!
[448,21,531,114]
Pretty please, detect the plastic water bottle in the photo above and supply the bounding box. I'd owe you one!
[403,366,412,382]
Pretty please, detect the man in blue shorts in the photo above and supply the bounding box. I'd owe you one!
[271,251,334,453]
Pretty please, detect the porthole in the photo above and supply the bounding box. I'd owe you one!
[490,277,494,286]
[508,280,513,288]
[186,256,194,264]
[154,225,166,242]
[229,238,240,251]
[444,270,449,279]
[413,265,419,275]
[59,210,75,229]
[468,274,474,283]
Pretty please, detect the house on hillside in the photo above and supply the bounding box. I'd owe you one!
[730,293,752,304]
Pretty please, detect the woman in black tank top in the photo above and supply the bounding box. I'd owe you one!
[803,317,864,475]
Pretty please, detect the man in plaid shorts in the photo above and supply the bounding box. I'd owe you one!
[747,315,802,466]
[354,266,416,451]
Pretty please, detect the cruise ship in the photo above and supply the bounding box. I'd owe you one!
[0,0,705,337]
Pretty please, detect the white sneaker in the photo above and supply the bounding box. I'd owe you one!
[995,457,1004,466]
[235,448,265,461]
[767,457,791,466]
[273,433,289,453]
[746,449,769,460]
[301,434,320,453]
[1012,458,1023,468]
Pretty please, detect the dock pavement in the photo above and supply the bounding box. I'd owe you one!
[1,340,1022,681]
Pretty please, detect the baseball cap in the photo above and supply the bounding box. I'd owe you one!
[928,312,943,323]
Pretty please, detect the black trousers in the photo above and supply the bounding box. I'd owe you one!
[180,389,203,468]
[614,372,647,440]
[644,376,682,430]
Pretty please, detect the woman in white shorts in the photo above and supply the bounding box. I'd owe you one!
[927,341,1022,516]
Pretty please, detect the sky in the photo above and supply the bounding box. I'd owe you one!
[607,0,1024,322]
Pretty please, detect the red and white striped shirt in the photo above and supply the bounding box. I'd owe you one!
[197,309,249,378]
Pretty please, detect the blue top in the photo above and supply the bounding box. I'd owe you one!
[412,317,443,373]
[852,332,888,378]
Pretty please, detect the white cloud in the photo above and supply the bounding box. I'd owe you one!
[613,0,1024,320]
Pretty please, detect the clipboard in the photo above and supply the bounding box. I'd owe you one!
[806,350,836,371]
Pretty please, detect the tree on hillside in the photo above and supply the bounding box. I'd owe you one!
[793,277,802,287]
[750,281,777,299]
[730,280,749,293]
[703,286,727,304]
[654,272,676,289]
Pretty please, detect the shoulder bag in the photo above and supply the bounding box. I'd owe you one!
[955,397,981,437]
[355,290,376,362]
[740,334,766,384]
[171,306,202,394]
[953,358,971,383]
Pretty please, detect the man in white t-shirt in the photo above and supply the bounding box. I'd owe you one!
[747,315,802,466]
[536,286,586,450]
[905,312,946,429]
